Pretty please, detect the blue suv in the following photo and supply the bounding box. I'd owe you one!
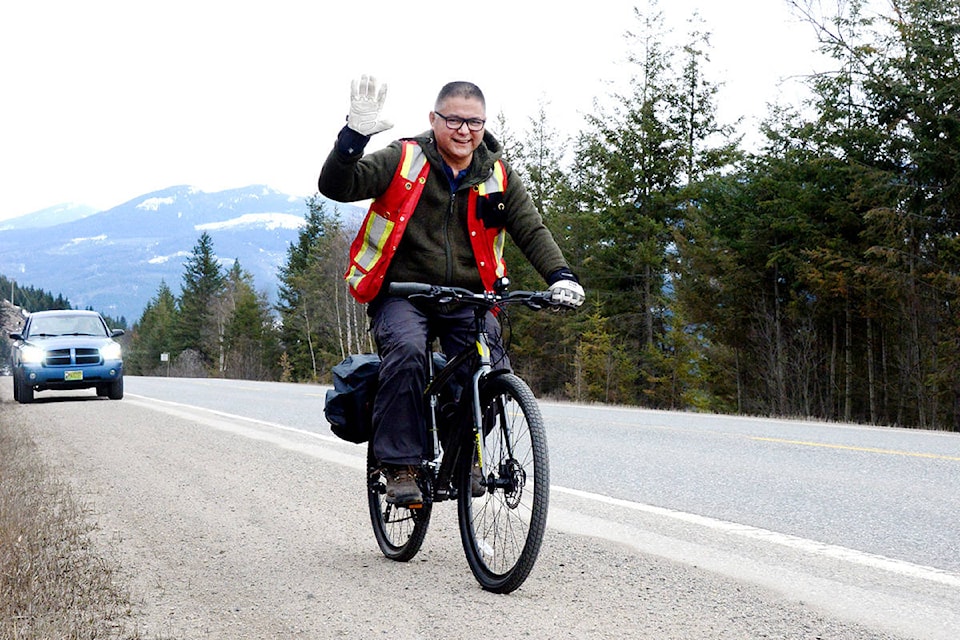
[9,309,124,403]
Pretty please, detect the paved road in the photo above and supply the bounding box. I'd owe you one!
[126,375,960,573]
[5,375,959,639]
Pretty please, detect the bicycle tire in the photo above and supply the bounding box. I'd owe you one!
[367,443,432,561]
[457,373,549,593]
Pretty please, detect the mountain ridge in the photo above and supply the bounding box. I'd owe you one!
[0,202,100,231]
[0,185,365,322]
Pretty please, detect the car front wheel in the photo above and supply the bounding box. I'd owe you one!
[107,377,124,400]
[15,374,34,404]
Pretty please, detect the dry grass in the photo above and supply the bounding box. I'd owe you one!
[0,413,143,640]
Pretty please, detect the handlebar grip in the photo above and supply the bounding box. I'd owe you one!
[511,290,554,309]
[388,282,434,297]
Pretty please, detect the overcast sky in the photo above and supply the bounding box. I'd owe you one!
[0,0,835,221]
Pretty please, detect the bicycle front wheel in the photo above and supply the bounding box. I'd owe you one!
[367,443,431,562]
[457,373,549,593]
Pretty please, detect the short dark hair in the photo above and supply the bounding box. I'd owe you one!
[435,81,485,110]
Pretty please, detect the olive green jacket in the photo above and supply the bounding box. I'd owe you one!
[318,130,569,293]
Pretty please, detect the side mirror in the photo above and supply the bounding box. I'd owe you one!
[9,332,23,340]
[110,329,125,337]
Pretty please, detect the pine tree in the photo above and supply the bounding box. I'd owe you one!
[222,261,280,380]
[277,196,363,382]
[174,232,225,373]
[127,281,178,375]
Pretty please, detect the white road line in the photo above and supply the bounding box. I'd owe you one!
[553,484,960,587]
[127,393,344,443]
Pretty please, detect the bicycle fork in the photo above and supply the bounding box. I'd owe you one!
[470,330,494,471]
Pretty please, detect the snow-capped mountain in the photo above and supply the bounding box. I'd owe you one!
[0,185,365,322]
[0,202,100,231]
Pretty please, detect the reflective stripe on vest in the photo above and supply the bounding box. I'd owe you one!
[345,214,393,287]
[467,163,508,290]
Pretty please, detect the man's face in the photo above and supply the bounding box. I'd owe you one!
[429,96,485,170]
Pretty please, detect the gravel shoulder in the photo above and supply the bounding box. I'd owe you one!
[1,384,922,639]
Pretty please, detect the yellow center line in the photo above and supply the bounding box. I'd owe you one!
[749,436,960,461]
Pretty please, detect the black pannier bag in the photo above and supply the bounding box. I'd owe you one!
[324,354,382,443]
[324,352,454,444]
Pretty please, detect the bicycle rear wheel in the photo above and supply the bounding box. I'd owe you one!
[367,443,431,561]
[457,373,549,593]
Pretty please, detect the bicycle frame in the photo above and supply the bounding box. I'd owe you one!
[422,302,501,502]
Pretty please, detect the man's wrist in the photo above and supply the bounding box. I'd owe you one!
[546,267,579,286]
[336,123,370,157]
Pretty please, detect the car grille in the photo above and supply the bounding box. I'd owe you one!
[44,348,102,366]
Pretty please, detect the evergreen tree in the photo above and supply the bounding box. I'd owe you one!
[127,281,179,375]
[675,13,742,188]
[222,262,281,380]
[173,232,225,373]
[566,305,637,404]
[277,196,365,382]
[577,4,683,357]
[498,101,594,399]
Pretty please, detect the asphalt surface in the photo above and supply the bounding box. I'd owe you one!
[3,375,959,639]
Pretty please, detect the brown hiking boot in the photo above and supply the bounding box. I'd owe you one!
[471,463,486,497]
[384,465,422,506]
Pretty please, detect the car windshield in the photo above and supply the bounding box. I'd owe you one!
[28,315,107,337]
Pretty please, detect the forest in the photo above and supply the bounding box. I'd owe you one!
[5,1,959,431]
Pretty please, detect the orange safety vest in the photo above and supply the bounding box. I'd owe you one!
[344,140,509,303]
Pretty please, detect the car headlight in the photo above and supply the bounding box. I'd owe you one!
[20,345,46,364]
[100,342,123,360]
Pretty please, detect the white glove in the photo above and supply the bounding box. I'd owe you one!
[548,280,585,307]
[347,75,393,136]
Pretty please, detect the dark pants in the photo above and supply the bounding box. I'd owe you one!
[369,296,510,466]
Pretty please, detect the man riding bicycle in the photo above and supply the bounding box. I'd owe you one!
[318,76,584,506]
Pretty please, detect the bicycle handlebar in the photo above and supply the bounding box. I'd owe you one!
[387,282,558,311]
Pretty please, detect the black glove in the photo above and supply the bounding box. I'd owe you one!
[335,124,370,157]
[546,267,580,286]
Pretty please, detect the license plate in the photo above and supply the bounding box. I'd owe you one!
[64,370,83,381]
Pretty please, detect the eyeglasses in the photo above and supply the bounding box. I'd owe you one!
[434,111,486,132]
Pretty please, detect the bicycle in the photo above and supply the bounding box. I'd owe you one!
[366,280,559,594]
